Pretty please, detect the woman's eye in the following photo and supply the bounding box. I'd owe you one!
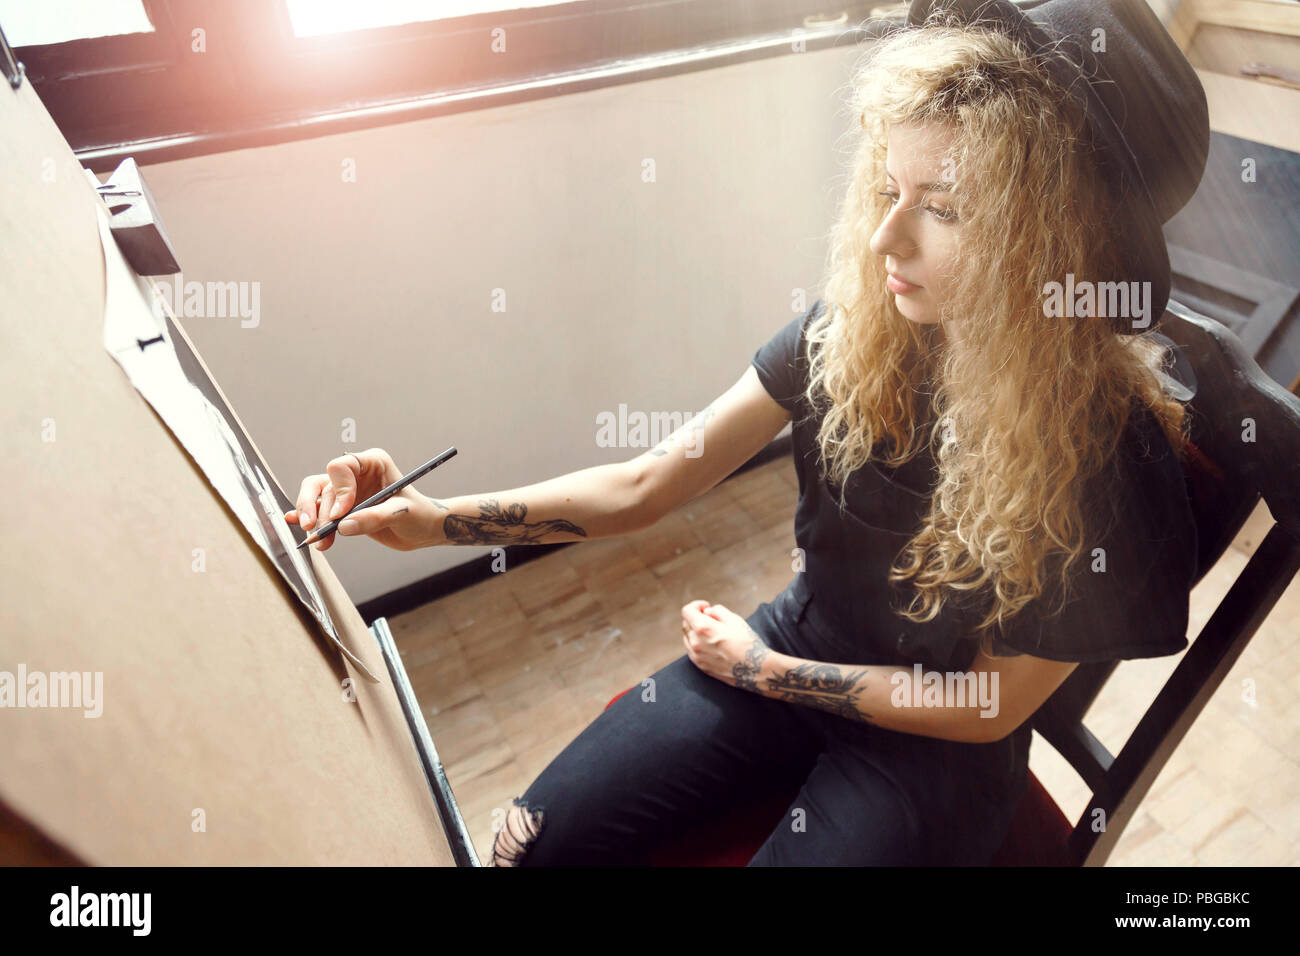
[877,190,956,222]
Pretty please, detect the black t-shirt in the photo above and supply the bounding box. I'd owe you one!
[750,299,1199,669]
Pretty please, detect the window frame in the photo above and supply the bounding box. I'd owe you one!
[9,0,914,171]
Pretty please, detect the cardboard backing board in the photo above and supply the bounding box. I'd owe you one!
[0,76,454,865]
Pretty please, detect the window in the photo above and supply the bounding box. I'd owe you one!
[0,0,153,46]
[284,0,586,38]
[5,0,915,170]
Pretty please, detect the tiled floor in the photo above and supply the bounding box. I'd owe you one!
[389,456,1300,866]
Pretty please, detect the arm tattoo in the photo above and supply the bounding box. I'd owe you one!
[765,662,873,723]
[731,638,771,692]
[443,498,588,545]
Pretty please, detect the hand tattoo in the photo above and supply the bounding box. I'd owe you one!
[443,498,587,545]
[731,636,771,692]
[765,662,873,723]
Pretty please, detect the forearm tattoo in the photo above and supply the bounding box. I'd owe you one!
[765,662,873,723]
[442,498,588,544]
[731,638,771,692]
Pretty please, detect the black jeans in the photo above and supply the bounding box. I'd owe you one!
[506,585,1030,866]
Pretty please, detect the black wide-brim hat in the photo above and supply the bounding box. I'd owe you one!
[904,0,1211,333]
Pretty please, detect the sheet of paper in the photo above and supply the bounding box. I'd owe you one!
[92,191,377,682]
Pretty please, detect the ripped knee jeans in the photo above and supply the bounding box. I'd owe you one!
[490,796,546,867]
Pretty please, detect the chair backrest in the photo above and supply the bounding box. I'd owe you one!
[1030,298,1300,865]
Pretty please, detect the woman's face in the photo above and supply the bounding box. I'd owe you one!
[868,121,962,328]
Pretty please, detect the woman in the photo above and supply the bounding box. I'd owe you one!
[287,0,1210,865]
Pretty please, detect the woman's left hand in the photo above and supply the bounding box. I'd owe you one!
[681,600,774,692]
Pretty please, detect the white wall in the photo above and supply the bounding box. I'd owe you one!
[136,44,860,605]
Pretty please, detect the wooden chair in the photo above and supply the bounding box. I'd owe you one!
[604,299,1300,866]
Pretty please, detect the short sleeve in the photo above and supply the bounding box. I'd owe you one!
[750,300,823,416]
[990,404,1199,664]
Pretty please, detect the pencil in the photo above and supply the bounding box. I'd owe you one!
[297,445,457,549]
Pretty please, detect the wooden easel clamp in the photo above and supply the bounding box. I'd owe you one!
[95,156,183,277]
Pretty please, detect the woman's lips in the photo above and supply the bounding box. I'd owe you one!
[887,273,922,294]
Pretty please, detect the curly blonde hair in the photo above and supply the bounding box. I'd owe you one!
[801,13,1190,657]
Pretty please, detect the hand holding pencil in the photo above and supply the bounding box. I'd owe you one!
[285,446,456,552]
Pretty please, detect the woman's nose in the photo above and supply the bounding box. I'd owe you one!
[869,204,916,259]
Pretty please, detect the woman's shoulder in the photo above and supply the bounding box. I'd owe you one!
[1074,396,1196,582]
[1118,395,1181,464]
[749,299,827,417]
[1091,397,1188,526]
